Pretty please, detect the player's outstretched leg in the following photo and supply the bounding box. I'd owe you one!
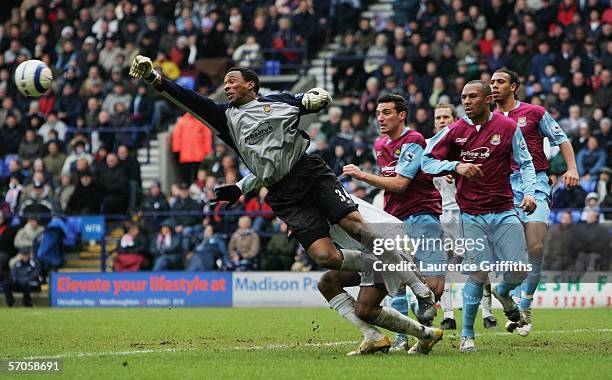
[337,212,438,320]
[355,287,443,355]
[318,271,390,356]
[481,281,498,329]
[460,274,486,352]
[516,222,546,337]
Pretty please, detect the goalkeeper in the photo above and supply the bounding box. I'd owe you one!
[129,56,436,317]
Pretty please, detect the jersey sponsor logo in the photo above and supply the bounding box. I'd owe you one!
[381,163,397,175]
[518,117,527,127]
[455,137,468,144]
[459,147,490,162]
[263,104,271,113]
[245,121,273,145]
[489,134,501,145]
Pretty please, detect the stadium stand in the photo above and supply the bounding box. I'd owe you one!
[0,0,610,289]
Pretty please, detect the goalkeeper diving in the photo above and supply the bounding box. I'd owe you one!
[129,56,437,317]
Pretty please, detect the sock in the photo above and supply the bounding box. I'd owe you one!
[495,281,518,298]
[519,259,542,310]
[510,285,522,299]
[403,274,431,300]
[441,280,455,320]
[359,228,430,299]
[339,249,365,272]
[495,273,523,311]
[481,282,493,319]
[329,292,385,341]
[390,287,408,338]
[374,306,431,339]
[462,278,484,338]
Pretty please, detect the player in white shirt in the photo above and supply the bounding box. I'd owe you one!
[430,103,498,330]
[319,194,443,356]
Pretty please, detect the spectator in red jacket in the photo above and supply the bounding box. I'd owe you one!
[172,112,213,183]
[557,0,577,27]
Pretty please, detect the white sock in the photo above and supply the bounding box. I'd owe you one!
[441,280,455,320]
[339,249,363,272]
[340,249,430,301]
[329,292,385,341]
[481,282,493,319]
[402,272,431,300]
[374,306,431,339]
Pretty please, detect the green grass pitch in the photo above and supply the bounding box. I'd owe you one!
[1,308,611,379]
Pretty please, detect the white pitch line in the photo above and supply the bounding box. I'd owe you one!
[18,329,612,360]
[489,328,612,337]
[24,348,194,360]
[231,340,359,351]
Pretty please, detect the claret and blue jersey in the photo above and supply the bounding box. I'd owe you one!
[497,100,569,223]
[422,112,534,274]
[422,112,536,215]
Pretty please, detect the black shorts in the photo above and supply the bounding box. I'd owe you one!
[266,154,358,249]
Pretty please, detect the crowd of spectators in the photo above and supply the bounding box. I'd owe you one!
[310,0,611,221]
[0,0,365,280]
[0,0,610,281]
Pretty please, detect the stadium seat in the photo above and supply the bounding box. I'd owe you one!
[176,76,196,90]
[571,211,581,223]
[261,60,281,76]
[549,211,559,224]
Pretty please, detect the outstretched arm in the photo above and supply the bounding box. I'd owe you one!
[129,55,234,146]
[421,128,460,176]
[261,88,333,116]
[342,142,423,193]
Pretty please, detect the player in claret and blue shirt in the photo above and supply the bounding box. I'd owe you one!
[342,94,444,352]
[491,69,579,337]
[422,81,537,353]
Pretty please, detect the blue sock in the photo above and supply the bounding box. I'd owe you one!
[520,262,542,310]
[462,279,484,338]
[496,281,519,298]
[390,289,408,338]
[511,286,522,299]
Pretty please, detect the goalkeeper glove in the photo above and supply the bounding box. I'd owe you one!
[129,55,161,86]
[211,185,242,209]
[301,87,332,110]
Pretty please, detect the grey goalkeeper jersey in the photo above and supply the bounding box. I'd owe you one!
[158,78,322,193]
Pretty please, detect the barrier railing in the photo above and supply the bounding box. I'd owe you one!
[10,207,612,272]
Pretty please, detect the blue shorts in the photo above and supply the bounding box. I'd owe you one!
[460,210,528,275]
[510,171,551,224]
[403,213,446,276]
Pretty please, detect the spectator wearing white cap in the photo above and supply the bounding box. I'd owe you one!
[580,192,604,223]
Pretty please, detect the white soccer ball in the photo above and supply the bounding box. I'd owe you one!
[14,59,53,97]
